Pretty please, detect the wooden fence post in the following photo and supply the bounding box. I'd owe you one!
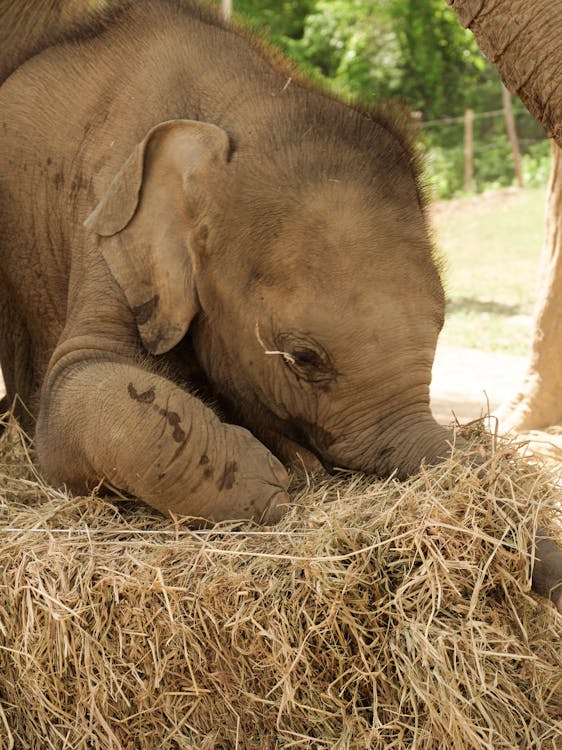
[220,0,232,21]
[502,84,524,188]
[464,108,474,193]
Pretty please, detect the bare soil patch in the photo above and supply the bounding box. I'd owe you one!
[431,344,526,424]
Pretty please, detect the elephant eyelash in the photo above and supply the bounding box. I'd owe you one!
[254,322,296,365]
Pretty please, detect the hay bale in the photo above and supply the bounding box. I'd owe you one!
[0,421,561,750]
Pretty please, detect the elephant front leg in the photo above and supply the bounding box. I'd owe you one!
[36,358,290,523]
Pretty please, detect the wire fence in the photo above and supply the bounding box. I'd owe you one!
[415,104,551,197]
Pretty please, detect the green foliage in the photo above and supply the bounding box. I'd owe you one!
[234,0,315,47]
[423,110,551,199]
[389,0,492,120]
[284,1,403,101]
[424,144,464,199]
[424,141,552,201]
[522,141,552,187]
[231,0,497,115]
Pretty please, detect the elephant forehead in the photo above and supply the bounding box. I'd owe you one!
[269,183,433,272]
[262,283,443,349]
[235,179,444,330]
[247,243,444,336]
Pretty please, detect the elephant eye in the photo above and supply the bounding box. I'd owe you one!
[276,334,335,384]
[291,348,324,369]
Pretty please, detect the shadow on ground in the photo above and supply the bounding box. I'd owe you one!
[446,297,526,317]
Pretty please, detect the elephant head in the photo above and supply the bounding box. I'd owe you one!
[86,116,453,478]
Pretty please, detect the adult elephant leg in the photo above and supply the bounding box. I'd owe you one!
[446,1,562,143]
[36,350,289,524]
[498,143,562,432]
[446,1,562,433]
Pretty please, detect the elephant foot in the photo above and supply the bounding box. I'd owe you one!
[532,535,562,616]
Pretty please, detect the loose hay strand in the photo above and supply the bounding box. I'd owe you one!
[0,418,561,749]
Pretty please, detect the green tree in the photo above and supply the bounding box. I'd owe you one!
[285,1,402,101]
[234,0,315,49]
[389,0,493,119]
[231,0,497,117]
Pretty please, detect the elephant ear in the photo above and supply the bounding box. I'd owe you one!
[85,119,230,355]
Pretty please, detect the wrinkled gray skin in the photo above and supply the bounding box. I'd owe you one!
[0,1,560,609]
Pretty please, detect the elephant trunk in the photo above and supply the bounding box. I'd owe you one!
[329,411,462,479]
[391,418,462,479]
[376,416,459,479]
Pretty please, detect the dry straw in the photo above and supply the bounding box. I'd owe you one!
[0,416,561,749]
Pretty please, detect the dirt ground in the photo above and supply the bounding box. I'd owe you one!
[431,345,562,462]
[430,343,526,425]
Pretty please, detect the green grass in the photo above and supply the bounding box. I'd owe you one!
[431,186,547,355]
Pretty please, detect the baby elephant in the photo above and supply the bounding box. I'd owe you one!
[0,0,560,611]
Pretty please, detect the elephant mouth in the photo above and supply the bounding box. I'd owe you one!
[270,413,402,476]
[217,388,340,472]
[254,408,347,474]
[276,417,340,473]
